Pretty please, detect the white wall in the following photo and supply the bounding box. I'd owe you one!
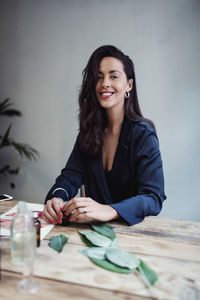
[0,0,200,222]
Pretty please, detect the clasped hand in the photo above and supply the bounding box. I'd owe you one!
[42,197,118,224]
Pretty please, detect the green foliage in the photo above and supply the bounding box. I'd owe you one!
[0,98,22,117]
[137,259,158,286]
[79,233,94,247]
[110,238,118,248]
[81,247,106,260]
[0,98,39,187]
[48,234,68,253]
[91,223,116,241]
[79,230,112,248]
[90,258,134,274]
[80,222,158,286]
[105,248,140,269]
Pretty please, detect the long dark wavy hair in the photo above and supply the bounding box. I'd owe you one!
[78,45,155,156]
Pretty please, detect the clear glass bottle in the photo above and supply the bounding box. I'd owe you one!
[10,201,39,293]
[33,211,41,247]
[10,201,36,265]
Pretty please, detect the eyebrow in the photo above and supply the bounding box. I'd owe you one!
[98,70,122,75]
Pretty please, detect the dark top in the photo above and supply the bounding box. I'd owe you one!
[104,169,116,201]
[45,118,166,226]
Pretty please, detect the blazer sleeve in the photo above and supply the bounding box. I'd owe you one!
[109,124,166,226]
[45,136,84,203]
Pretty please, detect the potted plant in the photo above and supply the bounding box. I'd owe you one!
[0,98,39,188]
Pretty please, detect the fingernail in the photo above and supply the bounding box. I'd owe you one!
[38,212,43,218]
[59,214,63,218]
[53,220,57,224]
[58,219,62,224]
[76,218,79,222]
[62,205,65,211]
[69,217,72,222]
[64,211,68,216]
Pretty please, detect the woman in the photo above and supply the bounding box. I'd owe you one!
[42,45,166,226]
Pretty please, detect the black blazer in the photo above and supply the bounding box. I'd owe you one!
[45,118,166,225]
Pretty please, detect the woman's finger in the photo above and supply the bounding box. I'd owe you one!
[41,212,49,223]
[46,204,59,220]
[63,198,87,216]
[43,198,64,223]
[42,209,55,224]
[75,212,93,223]
[52,199,63,219]
[64,197,90,209]
[68,206,90,221]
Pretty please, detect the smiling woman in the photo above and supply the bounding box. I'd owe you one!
[43,45,166,226]
[96,57,133,111]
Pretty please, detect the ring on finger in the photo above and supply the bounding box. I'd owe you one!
[83,207,87,213]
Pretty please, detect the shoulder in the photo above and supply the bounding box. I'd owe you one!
[125,119,159,152]
[125,119,156,138]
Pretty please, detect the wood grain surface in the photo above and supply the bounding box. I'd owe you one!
[1,200,200,300]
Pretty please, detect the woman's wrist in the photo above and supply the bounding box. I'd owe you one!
[105,205,119,221]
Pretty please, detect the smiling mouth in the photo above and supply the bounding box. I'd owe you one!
[99,92,114,97]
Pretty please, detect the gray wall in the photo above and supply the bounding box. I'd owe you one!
[0,0,200,222]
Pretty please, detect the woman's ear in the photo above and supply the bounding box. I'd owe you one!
[128,79,133,91]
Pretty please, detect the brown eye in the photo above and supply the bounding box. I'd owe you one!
[111,75,118,79]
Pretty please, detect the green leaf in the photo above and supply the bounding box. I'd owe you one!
[110,238,118,248]
[0,98,10,113]
[0,124,12,147]
[81,247,106,260]
[91,223,116,241]
[105,248,140,270]
[79,230,91,235]
[0,98,22,116]
[79,233,94,247]
[79,230,112,248]
[0,165,19,176]
[12,142,39,161]
[137,259,158,286]
[48,234,68,253]
[90,258,134,274]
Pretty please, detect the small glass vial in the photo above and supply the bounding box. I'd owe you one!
[33,211,41,247]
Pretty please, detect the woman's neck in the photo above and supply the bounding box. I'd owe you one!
[106,107,124,134]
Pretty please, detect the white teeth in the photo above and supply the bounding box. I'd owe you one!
[101,92,113,96]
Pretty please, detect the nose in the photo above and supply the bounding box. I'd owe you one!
[101,76,111,88]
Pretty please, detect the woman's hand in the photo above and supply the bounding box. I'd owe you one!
[62,197,119,223]
[42,197,64,224]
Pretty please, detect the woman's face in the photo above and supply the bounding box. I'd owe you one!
[96,57,133,112]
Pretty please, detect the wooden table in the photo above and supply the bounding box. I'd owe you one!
[0,200,200,299]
